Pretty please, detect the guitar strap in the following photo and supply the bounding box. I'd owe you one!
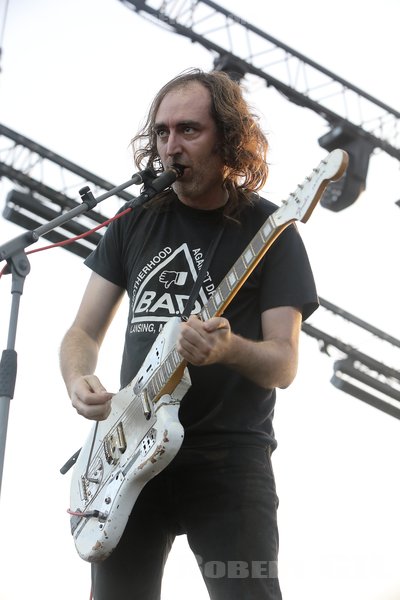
[181,223,225,321]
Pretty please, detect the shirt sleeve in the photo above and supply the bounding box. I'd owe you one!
[259,222,319,321]
[84,209,128,289]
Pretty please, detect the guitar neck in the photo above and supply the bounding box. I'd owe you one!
[199,214,291,320]
[145,345,186,402]
[198,148,349,320]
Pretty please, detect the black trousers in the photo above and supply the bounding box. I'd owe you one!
[91,444,282,600]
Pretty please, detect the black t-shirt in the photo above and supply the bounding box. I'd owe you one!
[85,192,318,448]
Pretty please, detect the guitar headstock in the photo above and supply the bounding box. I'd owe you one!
[276,149,349,225]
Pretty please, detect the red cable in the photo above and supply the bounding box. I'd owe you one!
[0,206,133,278]
[27,206,132,255]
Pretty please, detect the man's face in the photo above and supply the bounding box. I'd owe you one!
[154,81,227,209]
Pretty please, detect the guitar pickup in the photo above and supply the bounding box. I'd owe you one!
[140,390,152,420]
[116,423,127,453]
[104,423,127,465]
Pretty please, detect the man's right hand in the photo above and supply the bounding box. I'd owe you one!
[70,374,113,421]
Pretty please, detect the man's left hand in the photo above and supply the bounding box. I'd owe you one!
[177,315,232,366]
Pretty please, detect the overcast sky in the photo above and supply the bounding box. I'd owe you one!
[0,1,399,599]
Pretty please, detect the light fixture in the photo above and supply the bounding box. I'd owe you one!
[318,124,375,211]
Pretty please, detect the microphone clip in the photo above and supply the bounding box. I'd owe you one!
[126,165,184,209]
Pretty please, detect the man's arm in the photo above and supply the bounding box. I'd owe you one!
[177,306,302,390]
[60,271,124,420]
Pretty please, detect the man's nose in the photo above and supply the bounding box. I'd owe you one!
[166,131,182,156]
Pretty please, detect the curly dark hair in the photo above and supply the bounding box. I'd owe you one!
[131,69,269,217]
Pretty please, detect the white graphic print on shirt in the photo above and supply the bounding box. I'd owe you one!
[129,243,215,334]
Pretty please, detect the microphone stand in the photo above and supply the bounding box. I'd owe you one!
[0,166,181,498]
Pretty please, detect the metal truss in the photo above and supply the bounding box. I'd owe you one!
[120,0,400,160]
[303,298,400,419]
[0,123,135,258]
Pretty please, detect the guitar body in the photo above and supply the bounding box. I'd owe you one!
[69,317,188,562]
[68,149,348,563]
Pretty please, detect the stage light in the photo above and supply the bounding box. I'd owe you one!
[318,124,375,211]
[213,54,246,82]
[331,358,400,420]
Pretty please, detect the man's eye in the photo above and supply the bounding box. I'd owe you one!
[156,129,168,139]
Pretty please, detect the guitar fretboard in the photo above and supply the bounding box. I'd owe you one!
[199,214,289,320]
[146,347,183,401]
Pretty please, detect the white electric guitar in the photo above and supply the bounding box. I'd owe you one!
[68,149,348,562]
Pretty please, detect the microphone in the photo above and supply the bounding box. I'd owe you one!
[130,167,157,185]
[147,164,185,194]
[126,164,185,209]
